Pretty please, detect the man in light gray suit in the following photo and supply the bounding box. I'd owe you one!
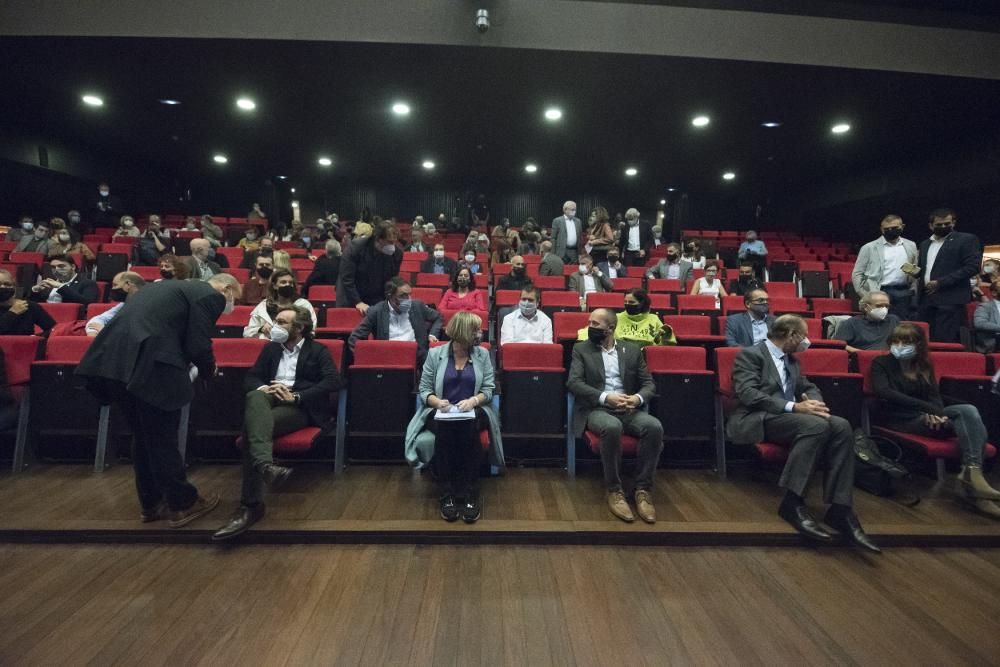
[567,309,663,524]
[551,200,584,264]
[645,243,694,291]
[727,314,879,553]
[852,214,918,320]
[725,288,775,347]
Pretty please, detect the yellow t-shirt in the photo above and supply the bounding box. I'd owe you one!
[577,311,676,347]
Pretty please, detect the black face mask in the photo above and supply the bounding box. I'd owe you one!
[587,326,608,344]
[933,224,953,237]
[882,228,902,241]
[667,253,679,261]
[110,287,128,302]
[160,269,174,280]
[256,266,273,279]
[276,285,296,299]
[512,266,525,275]
[259,248,274,257]
[0,287,15,302]
[624,304,643,316]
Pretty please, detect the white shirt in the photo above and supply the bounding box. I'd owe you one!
[46,274,79,303]
[764,338,795,413]
[500,309,553,345]
[564,217,577,248]
[388,306,416,341]
[665,261,680,280]
[583,274,598,294]
[273,338,304,387]
[627,224,640,251]
[606,263,620,279]
[244,298,318,339]
[597,342,643,406]
[925,236,946,284]
[879,237,908,287]
[696,277,722,306]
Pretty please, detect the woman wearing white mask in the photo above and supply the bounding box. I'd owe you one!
[112,215,141,238]
[243,268,317,339]
[870,322,1000,517]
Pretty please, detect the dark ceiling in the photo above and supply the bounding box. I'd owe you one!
[2,36,999,210]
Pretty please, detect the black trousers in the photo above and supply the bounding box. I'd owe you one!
[919,303,964,343]
[623,250,645,267]
[880,285,914,321]
[428,412,485,498]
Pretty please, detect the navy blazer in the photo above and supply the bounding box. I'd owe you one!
[245,338,344,426]
[725,311,775,347]
[916,231,981,306]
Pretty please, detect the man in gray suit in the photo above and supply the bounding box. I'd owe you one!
[567,309,663,524]
[551,200,584,264]
[567,254,613,301]
[538,240,565,278]
[725,288,775,347]
[348,277,442,365]
[727,315,879,553]
[645,243,693,291]
[852,214,918,320]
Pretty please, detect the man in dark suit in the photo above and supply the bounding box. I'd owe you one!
[916,208,982,343]
[567,308,663,524]
[597,250,627,279]
[725,288,775,347]
[419,242,458,275]
[727,314,879,552]
[29,253,99,305]
[76,273,243,528]
[336,220,402,313]
[551,200,584,264]
[617,208,654,267]
[303,239,341,297]
[348,277,442,365]
[213,305,344,540]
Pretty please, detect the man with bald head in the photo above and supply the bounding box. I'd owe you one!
[496,255,532,292]
[552,200,583,264]
[567,308,663,524]
[186,238,221,281]
[85,271,146,336]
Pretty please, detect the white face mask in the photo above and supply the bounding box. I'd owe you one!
[99,189,109,197]
[519,299,537,317]
[464,253,476,263]
[868,306,889,321]
[270,325,290,344]
[380,242,397,256]
[565,210,576,218]
[628,218,638,226]
[433,250,445,259]
[985,264,996,274]
[123,220,134,227]
[578,264,589,275]
[891,344,916,360]
[795,337,811,353]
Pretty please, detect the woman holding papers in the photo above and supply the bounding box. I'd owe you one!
[404,312,504,523]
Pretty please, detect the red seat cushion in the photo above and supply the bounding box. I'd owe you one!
[479,429,490,451]
[753,441,789,464]
[236,427,321,455]
[872,426,997,460]
[583,430,639,455]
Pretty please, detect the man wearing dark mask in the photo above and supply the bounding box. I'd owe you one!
[66,210,88,239]
[336,220,402,314]
[725,288,775,347]
[597,250,627,279]
[567,308,662,524]
[239,236,274,270]
[213,305,344,540]
[497,255,532,291]
[0,268,55,335]
[728,262,763,297]
[14,220,50,254]
[85,272,146,336]
[916,208,982,343]
[728,315,878,553]
[29,254,98,305]
[645,243,693,291]
[348,277,442,365]
[852,214,918,320]
[241,255,274,305]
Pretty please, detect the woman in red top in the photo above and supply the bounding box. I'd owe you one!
[438,267,486,312]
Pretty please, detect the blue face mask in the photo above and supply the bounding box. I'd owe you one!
[891,344,916,360]
[396,298,412,314]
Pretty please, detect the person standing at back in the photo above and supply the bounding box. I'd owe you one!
[852,214,918,320]
[337,219,402,314]
[916,208,982,343]
[551,200,583,264]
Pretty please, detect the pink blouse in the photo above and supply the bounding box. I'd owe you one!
[438,288,487,312]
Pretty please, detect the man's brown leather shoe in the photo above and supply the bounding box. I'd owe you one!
[607,490,635,523]
[168,494,221,529]
[634,490,656,524]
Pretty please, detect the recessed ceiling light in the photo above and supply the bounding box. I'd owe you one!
[236,97,256,111]
[659,199,666,205]
[722,171,736,181]
[317,157,332,167]
[691,115,710,127]
[544,107,563,121]
[276,175,286,180]
[761,122,781,128]
[81,94,104,107]
[625,167,638,177]
[213,154,228,164]
[159,99,181,106]
[422,160,435,170]
[392,102,411,116]
[667,188,676,192]
[524,163,538,173]
[290,187,296,193]
[831,123,851,134]
[291,200,300,208]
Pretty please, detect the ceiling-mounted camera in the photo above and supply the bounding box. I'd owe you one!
[476,9,490,33]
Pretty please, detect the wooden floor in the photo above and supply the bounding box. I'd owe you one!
[1,462,999,545]
[1,542,1000,665]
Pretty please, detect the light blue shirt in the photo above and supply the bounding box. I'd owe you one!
[764,338,795,413]
[86,302,123,331]
[738,240,768,258]
[751,314,769,344]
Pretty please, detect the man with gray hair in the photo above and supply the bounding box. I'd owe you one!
[304,238,341,297]
[618,207,653,267]
[551,200,583,264]
[538,240,565,278]
[185,238,221,280]
[832,290,899,352]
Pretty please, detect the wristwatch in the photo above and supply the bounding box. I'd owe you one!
[293,392,301,405]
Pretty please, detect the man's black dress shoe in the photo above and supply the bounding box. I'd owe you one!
[825,508,882,554]
[778,501,835,542]
[212,504,265,541]
[260,463,293,488]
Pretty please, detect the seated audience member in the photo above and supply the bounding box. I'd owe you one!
[112,215,140,238]
[157,253,190,281]
[240,236,274,270]
[518,231,541,256]
[348,277,442,365]
[645,243,693,291]
[14,219,50,254]
[439,267,487,312]
[491,240,514,267]
[980,258,999,284]
[0,349,18,431]
[598,250,627,279]
[690,261,727,307]
[241,254,275,306]
[237,226,263,251]
[248,202,267,221]
[727,314,878,552]
[303,239,341,297]
[244,268,317,339]
[728,262,763,296]
[568,254,612,304]
[0,269,55,335]
[973,279,1000,353]
[651,226,664,247]
[272,249,291,272]
[213,305,344,540]
[404,311,503,523]
[133,215,171,266]
[186,238,221,281]
[681,238,707,269]
[577,288,676,347]
[420,243,458,275]
[8,216,34,244]
[496,255,531,292]
[200,214,224,248]
[459,247,482,275]
[834,291,899,352]
[871,322,1000,518]
[538,240,565,277]
[406,228,427,253]
[85,272,145,336]
[725,288,775,347]
[738,230,769,281]
[46,223,96,263]
[500,285,552,345]
[567,308,663,524]
[29,254,98,305]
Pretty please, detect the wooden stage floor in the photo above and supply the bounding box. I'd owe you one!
[1,462,999,547]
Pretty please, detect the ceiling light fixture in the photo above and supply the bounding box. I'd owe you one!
[290,187,296,193]
[691,115,710,127]
[659,199,666,205]
[524,163,538,173]
[235,97,256,111]
[159,99,181,106]
[544,107,563,121]
[722,171,736,181]
[392,102,411,116]
[213,154,228,164]
[625,167,638,177]
[291,200,300,208]
[422,160,435,170]
[81,94,104,107]
[831,122,851,134]
[317,157,332,167]
[761,121,781,128]
[276,175,286,180]
[667,188,676,192]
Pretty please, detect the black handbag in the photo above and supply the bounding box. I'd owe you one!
[853,429,916,503]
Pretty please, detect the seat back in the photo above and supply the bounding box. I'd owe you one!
[714,347,741,395]
[676,294,717,311]
[797,348,849,374]
[662,315,711,336]
[586,291,624,310]
[931,351,985,378]
[764,282,797,298]
[855,350,884,393]
[213,338,268,367]
[501,343,563,371]
[85,302,117,320]
[610,277,642,292]
[645,345,706,372]
[647,278,683,293]
[40,303,83,323]
[542,291,582,309]
[416,273,450,288]
[770,297,810,313]
[0,336,41,385]
[533,275,567,291]
[324,308,362,333]
[42,336,94,363]
[553,312,591,341]
[309,285,337,302]
[315,338,346,371]
[352,340,417,369]
[495,289,522,308]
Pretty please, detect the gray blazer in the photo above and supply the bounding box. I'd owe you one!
[724,311,775,347]
[404,343,504,467]
[539,252,565,277]
[726,342,821,444]
[567,270,613,296]
[551,215,584,260]
[566,339,655,437]
[973,300,1000,353]
[852,236,918,297]
[347,299,442,364]
[645,258,694,291]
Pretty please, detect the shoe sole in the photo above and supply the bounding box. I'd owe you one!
[462,510,481,524]
[168,495,221,529]
[610,510,635,523]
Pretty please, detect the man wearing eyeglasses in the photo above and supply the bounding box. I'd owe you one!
[725,288,775,347]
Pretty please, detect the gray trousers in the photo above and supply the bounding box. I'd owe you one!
[762,413,855,506]
[886,403,988,466]
[585,408,664,492]
[562,247,579,264]
[241,390,309,506]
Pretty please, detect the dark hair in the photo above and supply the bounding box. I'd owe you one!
[374,219,397,242]
[384,275,409,299]
[268,268,297,300]
[588,207,609,233]
[739,261,755,270]
[276,304,315,339]
[159,253,190,280]
[929,207,956,223]
[744,287,768,305]
[889,322,935,384]
[625,287,650,312]
[451,266,476,292]
[47,253,73,266]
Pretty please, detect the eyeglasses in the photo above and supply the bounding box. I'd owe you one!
[749,299,769,305]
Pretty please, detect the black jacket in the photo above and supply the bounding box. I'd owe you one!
[496,271,532,292]
[244,338,344,425]
[347,299,442,364]
[617,220,654,255]
[76,280,226,411]
[869,354,957,422]
[29,274,99,305]
[916,231,981,306]
[419,256,458,276]
[0,301,56,335]
[303,255,341,296]
[336,237,402,307]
